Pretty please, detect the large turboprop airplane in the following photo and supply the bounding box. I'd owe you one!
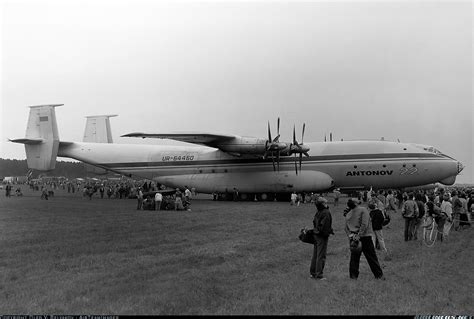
[10,105,464,200]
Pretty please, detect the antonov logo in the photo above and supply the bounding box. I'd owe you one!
[346,170,394,176]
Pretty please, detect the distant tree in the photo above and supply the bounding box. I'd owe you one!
[0,158,104,179]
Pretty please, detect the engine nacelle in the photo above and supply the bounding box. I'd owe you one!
[216,137,268,155]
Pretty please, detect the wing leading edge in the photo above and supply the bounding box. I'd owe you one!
[121,132,236,147]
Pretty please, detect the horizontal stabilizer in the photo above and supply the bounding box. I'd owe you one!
[9,138,44,145]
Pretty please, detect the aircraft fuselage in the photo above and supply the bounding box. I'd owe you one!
[57,140,461,194]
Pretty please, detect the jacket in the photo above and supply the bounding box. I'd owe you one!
[402,200,418,218]
[313,208,334,238]
[369,208,384,231]
[344,206,374,238]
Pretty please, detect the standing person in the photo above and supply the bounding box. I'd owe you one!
[175,193,184,211]
[175,188,182,200]
[99,185,105,199]
[440,193,453,241]
[290,192,297,205]
[184,186,192,202]
[451,191,463,231]
[369,192,385,211]
[297,193,303,206]
[368,203,391,260]
[467,192,474,223]
[377,190,386,210]
[136,187,144,210]
[333,189,341,207]
[310,197,334,280]
[344,198,385,280]
[401,193,419,241]
[232,187,239,201]
[396,190,404,209]
[459,192,470,229]
[41,186,49,200]
[154,191,163,211]
[413,193,426,240]
[385,190,398,214]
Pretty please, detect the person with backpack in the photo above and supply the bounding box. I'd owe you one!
[402,192,419,241]
[369,203,391,261]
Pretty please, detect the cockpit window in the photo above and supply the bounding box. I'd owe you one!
[412,144,444,156]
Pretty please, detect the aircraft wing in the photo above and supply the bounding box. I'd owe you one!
[121,132,236,147]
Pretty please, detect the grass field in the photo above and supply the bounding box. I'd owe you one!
[0,186,472,315]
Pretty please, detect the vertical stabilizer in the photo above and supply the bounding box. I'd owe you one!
[83,115,117,175]
[24,104,63,171]
[83,115,117,143]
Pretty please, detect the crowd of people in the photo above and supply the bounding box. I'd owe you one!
[3,176,200,213]
[136,186,193,211]
[307,186,473,281]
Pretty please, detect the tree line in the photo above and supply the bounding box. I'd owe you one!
[0,158,88,179]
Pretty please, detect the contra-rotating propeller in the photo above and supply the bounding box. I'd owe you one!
[264,117,287,171]
[291,123,310,175]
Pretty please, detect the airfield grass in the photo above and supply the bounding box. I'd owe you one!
[0,187,473,315]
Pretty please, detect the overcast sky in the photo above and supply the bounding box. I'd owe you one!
[1,0,472,184]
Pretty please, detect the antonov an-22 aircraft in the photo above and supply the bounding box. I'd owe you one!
[10,105,464,200]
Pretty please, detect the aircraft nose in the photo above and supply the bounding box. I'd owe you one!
[457,161,464,174]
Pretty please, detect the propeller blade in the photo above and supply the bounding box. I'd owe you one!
[304,152,310,157]
[277,151,280,171]
[271,152,276,171]
[277,117,280,137]
[330,132,332,142]
[299,153,303,171]
[294,153,298,175]
[267,121,272,144]
[293,125,296,144]
[302,123,305,144]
